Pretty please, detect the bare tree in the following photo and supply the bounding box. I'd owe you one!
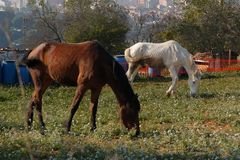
[126,9,170,44]
[24,1,67,48]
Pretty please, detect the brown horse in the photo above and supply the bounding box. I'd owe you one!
[24,40,140,136]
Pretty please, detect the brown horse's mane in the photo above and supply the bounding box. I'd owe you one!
[91,41,139,110]
[112,59,140,111]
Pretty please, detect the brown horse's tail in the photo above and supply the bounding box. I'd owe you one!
[24,59,42,68]
[19,50,42,68]
[20,50,42,68]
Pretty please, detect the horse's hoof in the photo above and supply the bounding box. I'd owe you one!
[40,125,46,135]
[190,93,197,98]
[134,130,140,137]
[26,126,32,132]
[40,130,45,135]
[26,121,33,131]
[90,126,96,132]
[166,92,171,97]
[64,120,72,132]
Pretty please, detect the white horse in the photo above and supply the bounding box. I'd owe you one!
[124,40,201,97]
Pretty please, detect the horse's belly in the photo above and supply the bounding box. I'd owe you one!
[55,76,78,86]
[143,58,165,68]
[52,74,78,86]
[48,66,79,86]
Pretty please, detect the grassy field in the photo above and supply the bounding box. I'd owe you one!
[0,71,240,159]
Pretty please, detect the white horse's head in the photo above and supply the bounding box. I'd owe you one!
[188,69,201,97]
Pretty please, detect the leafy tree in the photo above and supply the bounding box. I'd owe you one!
[0,8,15,48]
[157,0,240,53]
[64,0,129,53]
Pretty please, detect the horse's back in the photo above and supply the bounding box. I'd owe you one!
[129,40,179,57]
[27,41,108,85]
[127,40,192,67]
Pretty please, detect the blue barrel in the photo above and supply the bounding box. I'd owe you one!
[0,61,2,83]
[115,55,128,72]
[20,65,32,84]
[2,60,18,85]
[148,67,160,77]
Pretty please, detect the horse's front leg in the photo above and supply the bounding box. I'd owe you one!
[89,88,102,131]
[66,84,87,132]
[166,66,179,96]
[126,63,140,83]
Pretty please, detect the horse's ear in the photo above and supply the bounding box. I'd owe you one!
[195,70,202,80]
[198,70,203,79]
[192,74,196,82]
[135,93,139,98]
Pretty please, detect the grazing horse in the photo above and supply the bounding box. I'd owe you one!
[125,40,201,97]
[24,41,140,136]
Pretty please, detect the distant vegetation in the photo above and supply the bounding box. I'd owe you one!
[1,0,239,54]
[157,0,240,53]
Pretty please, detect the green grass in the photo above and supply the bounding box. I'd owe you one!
[0,71,240,159]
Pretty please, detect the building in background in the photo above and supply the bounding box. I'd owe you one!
[146,0,159,8]
[46,0,64,7]
[158,0,173,10]
[159,0,173,7]
[10,0,27,9]
[117,0,173,9]
[138,0,145,6]
[5,0,65,9]
[0,0,5,11]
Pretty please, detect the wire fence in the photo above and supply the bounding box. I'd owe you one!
[0,48,32,85]
[136,58,240,78]
[0,48,30,61]
[207,58,240,72]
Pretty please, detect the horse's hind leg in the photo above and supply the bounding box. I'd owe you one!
[26,74,52,132]
[89,87,102,131]
[66,84,87,132]
[166,66,179,96]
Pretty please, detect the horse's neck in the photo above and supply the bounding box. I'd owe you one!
[107,75,133,106]
[183,62,197,80]
[103,57,134,106]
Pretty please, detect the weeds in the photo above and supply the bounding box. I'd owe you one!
[0,71,240,159]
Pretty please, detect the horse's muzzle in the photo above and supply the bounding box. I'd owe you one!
[190,93,197,97]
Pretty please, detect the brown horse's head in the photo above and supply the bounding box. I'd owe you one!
[120,94,140,135]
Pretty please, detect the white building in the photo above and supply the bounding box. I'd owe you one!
[9,0,27,9]
[0,0,5,11]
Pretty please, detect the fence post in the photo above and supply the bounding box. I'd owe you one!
[228,49,231,66]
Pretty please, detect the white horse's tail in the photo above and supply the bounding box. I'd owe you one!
[124,48,133,62]
[124,48,142,63]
